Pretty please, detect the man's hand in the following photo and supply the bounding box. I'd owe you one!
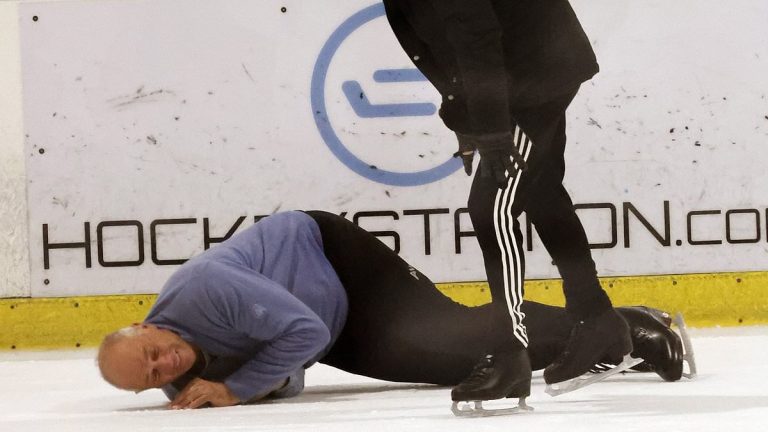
[453,133,477,176]
[170,378,240,409]
[474,131,528,188]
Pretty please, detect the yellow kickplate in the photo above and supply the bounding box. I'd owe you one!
[436,271,768,328]
[1,272,767,351]
[0,295,157,351]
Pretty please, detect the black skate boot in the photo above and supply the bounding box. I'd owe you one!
[617,306,685,381]
[451,350,533,416]
[544,307,633,385]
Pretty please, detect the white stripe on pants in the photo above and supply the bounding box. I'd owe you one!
[492,125,532,347]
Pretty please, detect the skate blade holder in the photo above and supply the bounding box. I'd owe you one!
[545,354,645,397]
[673,312,698,379]
[451,397,533,417]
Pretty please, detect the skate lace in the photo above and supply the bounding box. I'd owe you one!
[463,356,494,385]
[557,320,587,362]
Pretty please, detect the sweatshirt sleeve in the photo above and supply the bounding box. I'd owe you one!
[430,0,512,135]
[383,0,451,95]
[267,368,305,400]
[201,261,331,402]
[383,0,472,134]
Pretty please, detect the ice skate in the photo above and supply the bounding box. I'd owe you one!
[450,350,534,417]
[617,307,697,381]
[543,308,634,395]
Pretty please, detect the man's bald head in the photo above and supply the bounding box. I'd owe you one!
[97,324,197,392]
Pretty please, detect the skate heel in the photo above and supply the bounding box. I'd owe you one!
[505,377,531,399]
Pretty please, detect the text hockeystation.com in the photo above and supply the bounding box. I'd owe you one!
[39,200,767,271]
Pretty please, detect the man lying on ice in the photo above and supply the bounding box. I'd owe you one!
[97,211,688,409]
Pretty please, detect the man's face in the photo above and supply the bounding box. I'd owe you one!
[101,324,198,392]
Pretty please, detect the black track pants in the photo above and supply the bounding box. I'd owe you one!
[468,91,613,352]
[307,210,576,386]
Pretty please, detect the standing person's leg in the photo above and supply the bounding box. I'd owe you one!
[511,92,632,384]
[461,88,626,395]
[467,165,529,355]
[513,96,612,319]
[464,91,584,357]
[452,125,541,403]
[453,93,585,403]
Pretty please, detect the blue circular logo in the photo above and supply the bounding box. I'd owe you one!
[311,3,461,187]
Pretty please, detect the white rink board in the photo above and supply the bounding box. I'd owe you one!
[18,0,768,296]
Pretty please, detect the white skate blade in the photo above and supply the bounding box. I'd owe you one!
[451,397,534,417]
[545,354,644,397]
[673,312,698,379]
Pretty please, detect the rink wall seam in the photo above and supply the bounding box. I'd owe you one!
[0,0,31,298]
[2,271,767,351]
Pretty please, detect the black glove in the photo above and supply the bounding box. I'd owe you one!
[453,133,477,176]
[474,131,528,189]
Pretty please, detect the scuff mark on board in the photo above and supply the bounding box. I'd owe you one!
[335,191,362,207]
[242,63,256,83]
[108,88,177,110]
[587,117,602,129]
[51,197,68,209]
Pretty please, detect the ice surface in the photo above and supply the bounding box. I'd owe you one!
[1,327,767,432]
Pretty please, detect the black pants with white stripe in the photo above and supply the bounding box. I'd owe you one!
[468,90,613,353]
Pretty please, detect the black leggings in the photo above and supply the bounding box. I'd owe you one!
[306,210,575,386]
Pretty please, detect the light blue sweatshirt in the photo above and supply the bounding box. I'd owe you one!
[145,211,348,401]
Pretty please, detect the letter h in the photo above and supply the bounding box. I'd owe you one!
[43,223,92,269]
